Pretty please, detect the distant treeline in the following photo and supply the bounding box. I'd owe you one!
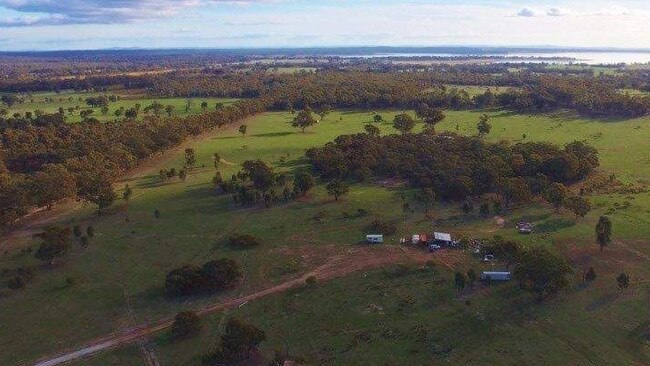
[306,132,599,202]
[0,99,265,234]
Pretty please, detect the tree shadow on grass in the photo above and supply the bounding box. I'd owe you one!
[512,213,552,224]
[136,175,178,189]
[250,132,295,138]
[534,217,576,233]
[277,157,309,169]
[585,292,620,312]
[211,135,241,140]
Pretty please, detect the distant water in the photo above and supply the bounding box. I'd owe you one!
[341,51,650,65]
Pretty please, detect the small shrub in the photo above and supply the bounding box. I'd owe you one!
[86,226,95,238]
[617,272,630,290]
[80,236,90,248]
[584,267,596,283]
[171,311,201,339]
[6,276,26,290]
[65,277,75,287]
[73,225,82,238]
[305,276,317,287]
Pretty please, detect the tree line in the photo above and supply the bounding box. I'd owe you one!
[0,99,265,234]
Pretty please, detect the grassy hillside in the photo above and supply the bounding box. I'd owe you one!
[0,109,648,365]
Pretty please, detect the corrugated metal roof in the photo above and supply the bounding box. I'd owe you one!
[480,272,512,281]
[434,232,452,241]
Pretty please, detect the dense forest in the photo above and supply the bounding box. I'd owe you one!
[306,132,599,202]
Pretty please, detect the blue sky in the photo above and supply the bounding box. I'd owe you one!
[0,0,649,50]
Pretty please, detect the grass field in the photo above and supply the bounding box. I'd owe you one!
[443,85,514,96]
[2,90,239,123]
[1,109,649,365]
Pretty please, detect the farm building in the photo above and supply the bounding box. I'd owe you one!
[432,232,453,246]
[480,271,512,281]
[366,235,384,244]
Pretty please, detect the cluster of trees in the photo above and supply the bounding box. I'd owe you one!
[0,99,265,234]
[164,258,241,297]
[498,76,650,118]
[215,160,316,207]
[479,237,572,300]
[306,132,599,204]
[542,182,592,219]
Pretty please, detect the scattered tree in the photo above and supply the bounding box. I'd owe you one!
[467,268,477,287]
[293,171,315,197]
[364,123,380,137]
[454,271,467,292]
[392,113,416,134]
[584,267,596,283]
[202,318,265,365]
[616,272,630,290]
[291,110,318,133]
[86,226,95,238]
[595,216,612,252]
[477,114,492,137]
[513,247,572,301]
[185,148,197,169]
[34,226,71,265]
[326,180,349,201]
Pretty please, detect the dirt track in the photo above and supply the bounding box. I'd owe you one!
[29,245,458,366]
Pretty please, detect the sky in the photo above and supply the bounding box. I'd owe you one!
[0,0,650,51]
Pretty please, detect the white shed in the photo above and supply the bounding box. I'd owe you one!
[366,235,384,244]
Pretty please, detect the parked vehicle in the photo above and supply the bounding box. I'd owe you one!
[482,254,494,262]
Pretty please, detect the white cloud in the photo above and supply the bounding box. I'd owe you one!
[547,8,564,17]
[0,0,267,27]
[516,8,537,17]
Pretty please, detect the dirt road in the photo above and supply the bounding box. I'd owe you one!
[29,246,456,366]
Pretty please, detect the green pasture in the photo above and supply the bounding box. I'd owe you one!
[0,108,648,365]
[1,90,239,123]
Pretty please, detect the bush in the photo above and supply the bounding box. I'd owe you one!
[165,265,205,296]
[305,276,317,287]
[202,318,265,365]
[227,234,260,250]
[171,311,201,339]
[368,220,397,236]
[73,225,82,238]
[6,276,26,290]
[165,258,242,297]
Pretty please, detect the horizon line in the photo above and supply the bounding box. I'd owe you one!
[3,45,650,54]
